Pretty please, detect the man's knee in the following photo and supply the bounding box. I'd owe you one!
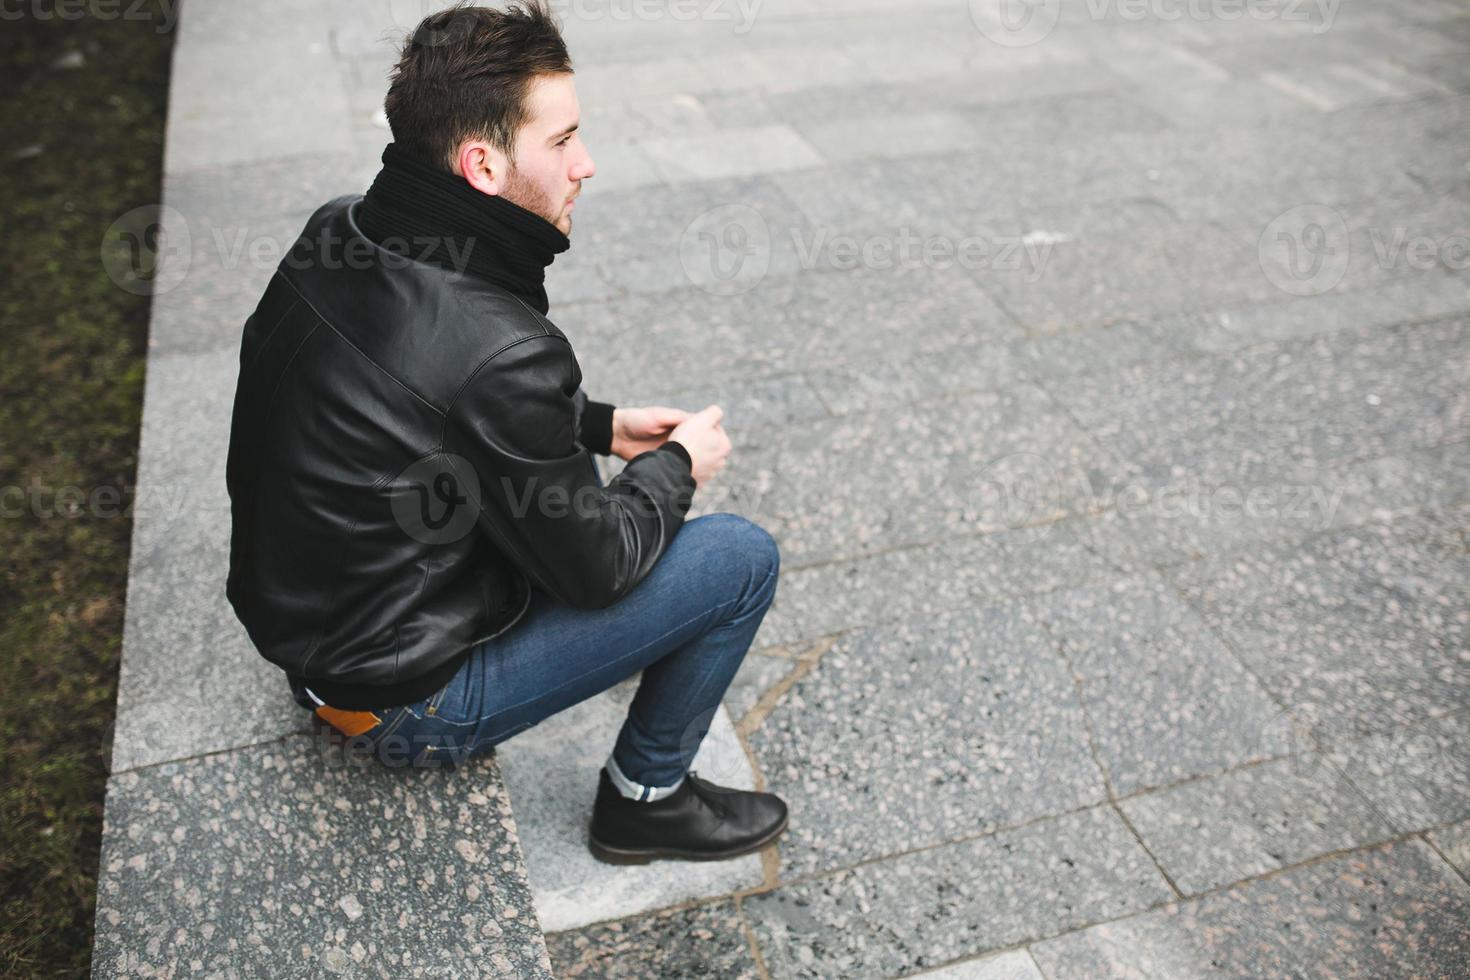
[694,512,779,599]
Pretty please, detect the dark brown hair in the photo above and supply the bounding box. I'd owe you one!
[384,1,573,172]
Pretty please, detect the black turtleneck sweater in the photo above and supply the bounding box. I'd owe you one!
[358,142,617,455]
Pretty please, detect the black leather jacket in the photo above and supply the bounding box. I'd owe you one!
[225,195,696,709]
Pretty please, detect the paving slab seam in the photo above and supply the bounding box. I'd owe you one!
[1097,705,1470,830]
[736,637,837,739]
[1034,609,1189,900]
[1011,287,1470,352]
[767,508,1132,577]
[106,726,313,777]
[1421,829,1470,891]
[905,833,1469,980]
[1035,616,1121,800]
[1163,547,1468,746]
[1029,833,1470,961]
[1158,578,1293,724]
[795,369,839,419]
[544,878,772,941]
[1133,477,1470,574]
[748,636,837,662]
[588,823,1465,975]
[729,800,1119,902]
[900,943,1047,980]
[1108,802,1187,902]
[733,894,775,980]
[1319,751,1442,848]
[1323,703,1470,815]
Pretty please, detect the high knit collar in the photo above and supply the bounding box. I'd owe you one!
[357,142,570,314]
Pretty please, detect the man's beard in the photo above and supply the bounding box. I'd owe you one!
[501,164,563,231]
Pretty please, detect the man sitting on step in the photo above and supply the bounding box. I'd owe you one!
[224,0,788,865]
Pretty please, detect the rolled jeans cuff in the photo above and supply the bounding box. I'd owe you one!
[606,750,685,802]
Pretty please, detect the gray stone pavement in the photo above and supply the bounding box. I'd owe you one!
[94,0,1470,976]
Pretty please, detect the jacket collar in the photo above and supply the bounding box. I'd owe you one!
[357,142,570,314]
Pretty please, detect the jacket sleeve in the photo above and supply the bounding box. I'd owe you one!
[571,385,617,456]
[443,333,696,610]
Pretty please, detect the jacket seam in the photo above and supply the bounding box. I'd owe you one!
[263,319,323,421]
[277,271,443,417]
[439,331,575,446]
[243,290,302,375]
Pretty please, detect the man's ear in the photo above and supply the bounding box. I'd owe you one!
[455,140,501,196]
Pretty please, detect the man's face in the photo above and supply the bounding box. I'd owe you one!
[499,72,594,236]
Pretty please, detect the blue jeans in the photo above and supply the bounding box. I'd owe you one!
[294,508,779,790]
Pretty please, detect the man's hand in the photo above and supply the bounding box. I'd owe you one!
[667,405,731,489]
[610,405,692,461]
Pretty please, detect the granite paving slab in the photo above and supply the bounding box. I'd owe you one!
[1018,274,1470,376]
[1040,573,1283,796]
[496,677,763,934]
[1043,315,1470,490]
[165,37,355,175]
[743,806,1171,979]
[92,736,552,978]
[749,381,1134,567]
[1169,507,1470,736]
[1117,755,1396,896]
[972,210,1279,334]
[743,57,1125,137]
[640,123,825,183]
[567,260,1017,398]
[545,899,761,980]
[544,173,815,303]
[748,599,1105,879]
[1069,436,1470,570]
[753,520,1123,651]
[1029,840,1470,980]
[725,651,801,726]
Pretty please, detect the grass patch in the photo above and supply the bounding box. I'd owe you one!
[0,4,172,975]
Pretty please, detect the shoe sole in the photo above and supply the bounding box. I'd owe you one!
[587,810,790,865]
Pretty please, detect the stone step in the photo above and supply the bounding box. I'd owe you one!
[92,737,553,978]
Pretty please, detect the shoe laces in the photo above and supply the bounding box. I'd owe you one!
[684,770,734,821]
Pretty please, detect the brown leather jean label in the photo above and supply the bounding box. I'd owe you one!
[315,705,381,738]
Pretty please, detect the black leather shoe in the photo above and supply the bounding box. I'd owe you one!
[588,767,789,864]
